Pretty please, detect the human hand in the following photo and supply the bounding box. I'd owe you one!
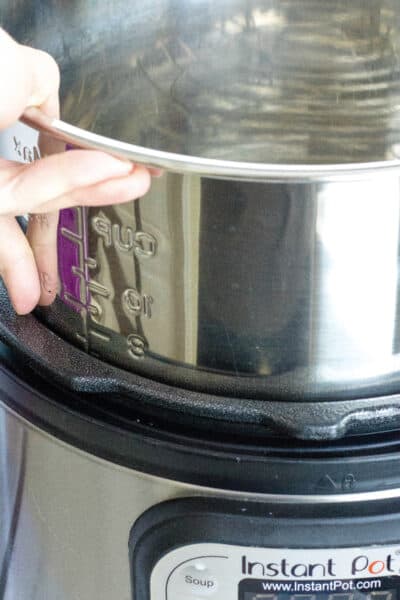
[0,28,153,315]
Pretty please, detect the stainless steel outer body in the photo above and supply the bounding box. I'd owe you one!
[0,402,204,600]
[3,399,400,600]
[39,172,400,399]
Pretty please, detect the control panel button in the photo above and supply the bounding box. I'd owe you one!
[181,563,218,596]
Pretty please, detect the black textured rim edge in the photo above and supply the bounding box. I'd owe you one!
[2,347,400,496]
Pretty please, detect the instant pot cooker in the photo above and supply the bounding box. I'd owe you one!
[2,2,400,599]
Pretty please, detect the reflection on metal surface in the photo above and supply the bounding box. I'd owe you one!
[0,403,188,600]
[37,174,400,399]
[3,0,400,177]
[314,178,400,381]
[0,414,26,599]
[55,175,202,374]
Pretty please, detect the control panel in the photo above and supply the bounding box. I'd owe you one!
[150,543,400,600]
[129,498,400,600]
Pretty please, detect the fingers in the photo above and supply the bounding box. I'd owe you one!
[0,158,151,312]
[0,151,146,216]
[0,28,60,314]
[26,212,59,307]
[0,152,151,315]
[28,163,151,308]
[37,165,152,213]
[0,28,157,316]
[22,45,60,118]
[0,216,40,315]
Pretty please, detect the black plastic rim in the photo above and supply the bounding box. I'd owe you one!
[1,320,400,495]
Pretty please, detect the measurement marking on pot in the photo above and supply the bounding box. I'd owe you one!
[88,280,111,299]
[88,303,101,317]
[62,292,85,312]
[90,329,111,343]
[13,135,40,163]
[122,288,154,318]
[134,230,158,257]
[342,473,356,491]
[92,217,157,257]
[127,334,147,359]
[60,227,81,243]
[85,257,98,270]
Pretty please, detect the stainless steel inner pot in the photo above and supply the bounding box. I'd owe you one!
[3,1,400,399]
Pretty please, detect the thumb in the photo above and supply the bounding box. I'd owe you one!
[0,28,60,129]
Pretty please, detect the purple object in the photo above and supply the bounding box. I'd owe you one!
[57,145,90,313]
[57,206,90,313]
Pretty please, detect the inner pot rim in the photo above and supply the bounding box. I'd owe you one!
[21,107,400,184]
